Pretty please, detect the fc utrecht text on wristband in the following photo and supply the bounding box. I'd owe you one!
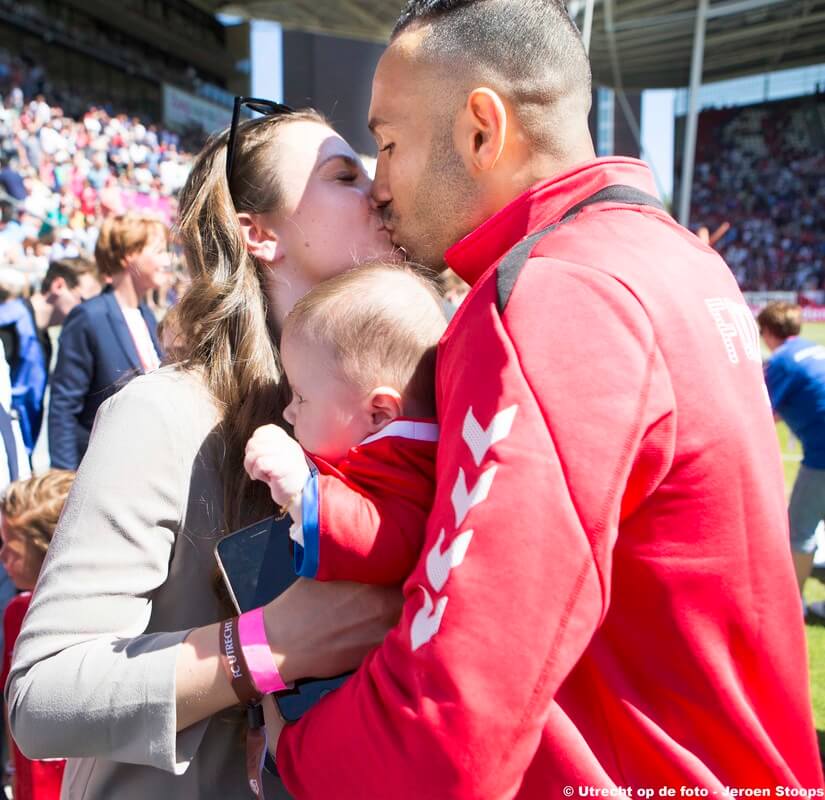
[563,788,823,798]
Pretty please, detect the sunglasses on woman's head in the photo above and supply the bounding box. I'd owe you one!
[225,96,294,186]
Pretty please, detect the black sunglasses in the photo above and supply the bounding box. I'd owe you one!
[225,96,294,186]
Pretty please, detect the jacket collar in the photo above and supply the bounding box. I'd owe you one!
[101,290,162,369]
[359,419,439,447]
[140,303,162,354]
[102,290,142,372]
[444,157,659,287]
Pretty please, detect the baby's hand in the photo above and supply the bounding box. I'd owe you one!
[244,424,310,508]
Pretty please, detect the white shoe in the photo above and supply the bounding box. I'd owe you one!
[814,522,825,567]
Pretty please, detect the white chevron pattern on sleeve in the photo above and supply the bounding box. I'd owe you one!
[411,586,449,651]
[426,528,475,593]
[409,404,518,652]
[451,465,497,529]
[462,405,518,467]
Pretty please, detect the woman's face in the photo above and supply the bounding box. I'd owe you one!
[127,228,171,294]
[0,520,43,592]
[260,121,394,321]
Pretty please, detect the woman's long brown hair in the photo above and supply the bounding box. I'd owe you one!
[175,110,325,531]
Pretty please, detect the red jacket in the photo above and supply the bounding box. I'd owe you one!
[277,158,823,798]
[294,419,438,584]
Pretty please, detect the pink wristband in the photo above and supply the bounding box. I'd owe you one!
[237,607,290,695]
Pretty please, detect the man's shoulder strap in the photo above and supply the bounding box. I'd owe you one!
[496,184,666,312]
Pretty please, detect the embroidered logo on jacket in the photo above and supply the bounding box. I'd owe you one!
[705,298,760,364]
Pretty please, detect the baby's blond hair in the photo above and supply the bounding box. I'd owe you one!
[283,262,447,417]
[0,469,75,555]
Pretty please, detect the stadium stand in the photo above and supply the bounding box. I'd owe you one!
[689,92,825,293]
[0,0,238,121]
[0,51,192,291]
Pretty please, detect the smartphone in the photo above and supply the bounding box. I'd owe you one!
[214,516,351,722]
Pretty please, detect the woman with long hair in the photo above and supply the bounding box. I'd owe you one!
[7,108,400,799]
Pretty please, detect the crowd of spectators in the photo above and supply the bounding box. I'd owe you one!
[689,94,825,292]
[0,48,192,295]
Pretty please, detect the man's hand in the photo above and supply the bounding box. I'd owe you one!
[263,579,403,684]
[244,424,310,507]
[262,696,286,760]
[697,221,730,247]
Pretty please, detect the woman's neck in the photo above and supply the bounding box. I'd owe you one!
[267,265,314,331]
[111,271,141,309]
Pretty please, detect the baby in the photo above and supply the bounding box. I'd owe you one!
[244,261,447,584]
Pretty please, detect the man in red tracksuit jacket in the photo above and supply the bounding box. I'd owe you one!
[270,1,824,796]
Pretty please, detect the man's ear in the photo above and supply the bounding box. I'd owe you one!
[49,276,66,294]
[237,212,282,265]
[457,87,507,172]
[366,386,403,433]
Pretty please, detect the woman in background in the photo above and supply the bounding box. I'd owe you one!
[48,213,167,470]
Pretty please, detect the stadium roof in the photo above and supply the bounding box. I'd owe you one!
[196,0,825,89]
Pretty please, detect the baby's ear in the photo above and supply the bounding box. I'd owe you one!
[367,386,403,432]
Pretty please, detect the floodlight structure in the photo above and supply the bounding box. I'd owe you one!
[679,0,709,228]
[678,0,792,226]
[581,0,596,52]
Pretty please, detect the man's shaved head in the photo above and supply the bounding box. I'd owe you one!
[392,0,592,151]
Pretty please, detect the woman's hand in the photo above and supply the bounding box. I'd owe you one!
[263,579,403,684]
[244,425,309,508]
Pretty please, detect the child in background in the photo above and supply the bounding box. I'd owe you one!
[244,262,447,585]
[0,469,75,800]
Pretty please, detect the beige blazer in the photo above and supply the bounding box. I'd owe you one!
[7,367,290,799]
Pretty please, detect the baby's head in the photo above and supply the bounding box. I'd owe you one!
[281,262,447,462]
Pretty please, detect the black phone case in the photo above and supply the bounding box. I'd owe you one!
[215,516,351,722]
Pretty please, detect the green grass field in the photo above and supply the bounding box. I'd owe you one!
[778,322,825,755]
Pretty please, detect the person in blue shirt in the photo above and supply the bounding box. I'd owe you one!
[758,301,825,610]
[0,158,27,202]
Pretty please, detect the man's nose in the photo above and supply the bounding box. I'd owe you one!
[283,401,296,427]
[370,158,391,210]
